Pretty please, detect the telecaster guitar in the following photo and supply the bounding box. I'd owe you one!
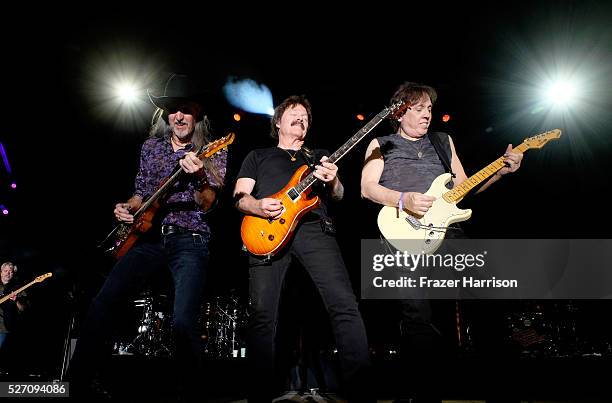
[241,101,408,256]
[377,129,562,254]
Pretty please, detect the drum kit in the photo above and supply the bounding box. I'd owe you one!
[113,291,247,359]
[199,294,248,359]
[503,300,612,358]
[112,294,172,357]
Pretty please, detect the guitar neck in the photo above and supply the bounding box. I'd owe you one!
[443,142,530,202]
[294,108,393,194]
[0,280,35,305]
[134,166,184,217]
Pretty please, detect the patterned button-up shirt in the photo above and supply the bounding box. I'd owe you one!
[134,136,227,234]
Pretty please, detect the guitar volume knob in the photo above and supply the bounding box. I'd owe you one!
[268,235,275,241]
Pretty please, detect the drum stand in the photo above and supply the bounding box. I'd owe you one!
[127,298,171,357]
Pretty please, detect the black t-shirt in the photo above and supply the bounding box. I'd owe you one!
[237,147,331,218]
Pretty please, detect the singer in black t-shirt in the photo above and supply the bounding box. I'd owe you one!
[234,95,372,403]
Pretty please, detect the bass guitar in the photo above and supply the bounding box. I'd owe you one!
[377,129,562,254]
[0,273,52,305]
[241,101,408,256]
[99,133,235,259]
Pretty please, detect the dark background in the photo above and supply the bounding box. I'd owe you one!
[1,2,612,379]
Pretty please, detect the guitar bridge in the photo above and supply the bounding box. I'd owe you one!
[405,215,422,230]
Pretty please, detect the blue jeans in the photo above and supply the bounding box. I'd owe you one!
[0,332,7,349]
[70,231,209,393]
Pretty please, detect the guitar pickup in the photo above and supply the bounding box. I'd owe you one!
[405,215,422,230]
[287,188,300,201]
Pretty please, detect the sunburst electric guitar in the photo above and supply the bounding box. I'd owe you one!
[377,129,562,254]
[0,273,52,305]
[241,101,408,256]
[99,133,235,259]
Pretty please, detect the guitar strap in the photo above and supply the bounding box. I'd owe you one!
[427,132,464,233]
[299,146,336,235]
[428,132,455,178]
[299,146,317,170]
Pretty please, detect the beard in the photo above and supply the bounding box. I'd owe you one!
[172,124,194,140]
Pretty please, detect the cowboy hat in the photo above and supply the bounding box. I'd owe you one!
[147,73,213,121]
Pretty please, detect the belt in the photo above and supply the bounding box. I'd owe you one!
[161,224,195,236]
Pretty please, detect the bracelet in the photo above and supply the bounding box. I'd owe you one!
[398,192,404,211]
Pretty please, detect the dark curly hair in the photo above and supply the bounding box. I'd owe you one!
[390,82,437,131]
[270,95,312,139]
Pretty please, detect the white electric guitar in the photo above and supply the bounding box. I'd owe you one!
[377,129,562,254]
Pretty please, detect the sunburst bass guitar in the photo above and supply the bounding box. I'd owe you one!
[377,129,562,254]
[241,101,408,256]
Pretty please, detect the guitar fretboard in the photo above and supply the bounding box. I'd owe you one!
[0,274,52,305]
[443,142,530,202]
[293,108,394,195]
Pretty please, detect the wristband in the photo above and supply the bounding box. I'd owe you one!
[398,192,404,211]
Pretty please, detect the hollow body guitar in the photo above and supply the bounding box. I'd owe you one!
[377,129,562,254]
[241,101,408,256]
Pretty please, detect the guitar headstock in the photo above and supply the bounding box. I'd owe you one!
[35,273,52,283]
[387,100,408,120]
[200,133,236,158]
[523,129,562,149]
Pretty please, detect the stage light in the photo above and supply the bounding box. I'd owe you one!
[1,205,7,215]
[543,78,579,109]
[10,182,16,189]
[223,77,274,116]
[442,114,451,122]
[117,83,138,104]
[233,113,241,122]
[356,114,365,121]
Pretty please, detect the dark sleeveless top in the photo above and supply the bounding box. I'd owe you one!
[377,132,452,194]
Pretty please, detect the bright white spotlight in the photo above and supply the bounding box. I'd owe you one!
[117,84,138,104]
[223,77,274,116]
[544,79,579,108]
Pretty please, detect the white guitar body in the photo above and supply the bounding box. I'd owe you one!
[376,129,562,254]
[377,173,472,254]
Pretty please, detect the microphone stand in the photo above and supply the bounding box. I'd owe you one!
[58,284,77,382]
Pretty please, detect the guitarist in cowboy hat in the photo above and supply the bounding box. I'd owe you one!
[69,73,226,400]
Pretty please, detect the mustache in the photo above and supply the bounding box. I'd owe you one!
[291,120,305,129]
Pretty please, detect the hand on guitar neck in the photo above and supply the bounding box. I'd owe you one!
[475,143,524,194]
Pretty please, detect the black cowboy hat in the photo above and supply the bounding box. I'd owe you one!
[147,73,214,121]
